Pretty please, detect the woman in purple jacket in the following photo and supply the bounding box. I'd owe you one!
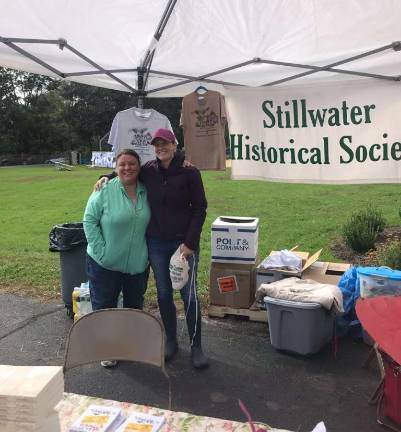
[145,128,208,369]
[97,128,208,369]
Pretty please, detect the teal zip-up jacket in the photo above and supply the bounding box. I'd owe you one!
[83,177,150,275]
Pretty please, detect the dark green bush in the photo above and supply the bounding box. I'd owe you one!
[377,241,401,270]
[364,205,386,233]
[342,222,378,253]
[342,205,386,253]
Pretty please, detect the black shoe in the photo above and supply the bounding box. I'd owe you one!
[165,339,178,362]
[191,346,209,369]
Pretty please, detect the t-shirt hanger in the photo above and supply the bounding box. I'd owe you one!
[133,107,152,118]
[195,85,208,99]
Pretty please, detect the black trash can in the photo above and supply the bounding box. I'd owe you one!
[49,223,88,318]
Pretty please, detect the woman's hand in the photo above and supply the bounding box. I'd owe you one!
[93,177,109,192]
[180,243,194,258]
[182,159,194,168]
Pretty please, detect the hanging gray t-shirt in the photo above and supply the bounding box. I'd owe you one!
[108,108,174,165]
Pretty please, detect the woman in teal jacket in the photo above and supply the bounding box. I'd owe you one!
[83,149,151,314]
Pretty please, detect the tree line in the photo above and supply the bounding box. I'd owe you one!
[0,67,182,165]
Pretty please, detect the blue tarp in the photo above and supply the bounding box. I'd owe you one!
[336,266,361,337]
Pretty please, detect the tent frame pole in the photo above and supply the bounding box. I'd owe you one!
[148,42,401,93]
[147,60,255,93]
[62,39,137,92]
[150,69,243,87]
[1,34,400,94]
[261,42,401,86]
[64,67,243,87]
[0,36,137,92]
[137,67,145,108]
[142,0,177,70]
[64,68,137,77]
[0,37,64,77]
[137,0,178,107]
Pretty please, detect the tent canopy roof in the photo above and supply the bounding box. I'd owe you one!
[1,0,401,96]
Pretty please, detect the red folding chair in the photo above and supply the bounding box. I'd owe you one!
[357,297,401,431]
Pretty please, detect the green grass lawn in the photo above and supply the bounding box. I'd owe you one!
[1,165,401,308]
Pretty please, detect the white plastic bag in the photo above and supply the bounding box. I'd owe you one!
[311,422,326,432]
[169,246,189,290]
[259,250,302,271]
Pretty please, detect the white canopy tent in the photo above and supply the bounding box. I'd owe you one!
[2,0,401,184]
[1,0,401,99]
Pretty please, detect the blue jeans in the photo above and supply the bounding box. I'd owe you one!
[86,254,149,310]
[147,237,202,346]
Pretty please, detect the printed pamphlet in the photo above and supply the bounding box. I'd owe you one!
[115,412,165,432]
[69,404,124,432]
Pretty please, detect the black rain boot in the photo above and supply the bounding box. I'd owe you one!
[165,338,178,362]
[186,303,209,369]
[160,302,178,362]
[191,345,208,369]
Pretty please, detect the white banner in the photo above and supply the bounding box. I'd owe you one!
[226,80,401,184]
[91,151,114,168]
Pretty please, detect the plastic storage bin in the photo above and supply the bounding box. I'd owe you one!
[357,267,401,298]
[264,296,334,355]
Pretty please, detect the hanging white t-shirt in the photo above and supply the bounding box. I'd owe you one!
[108,108,174,165]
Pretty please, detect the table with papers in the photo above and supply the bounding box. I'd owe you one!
[57,392,289,432]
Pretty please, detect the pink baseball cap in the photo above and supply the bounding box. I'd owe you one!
[151,128,176,145]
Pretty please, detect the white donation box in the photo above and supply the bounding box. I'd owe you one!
[211,216,259,264]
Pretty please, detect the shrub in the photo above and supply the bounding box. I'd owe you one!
[342,205,386,253]
[364,205,386,233]
[376,241,401,270]
[342,221,378,253]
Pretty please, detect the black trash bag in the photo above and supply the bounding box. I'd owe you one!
[49,223,87,252]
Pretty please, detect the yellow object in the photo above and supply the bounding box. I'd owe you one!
[81,414,109,425]
[124,423,152,431]
[72,288,80,317]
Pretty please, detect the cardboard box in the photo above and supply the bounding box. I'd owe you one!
[209,262,256,308]
[302,261,351,285]
[256,267,292,288]
[211,216,259,264]
[256,249,321,288]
